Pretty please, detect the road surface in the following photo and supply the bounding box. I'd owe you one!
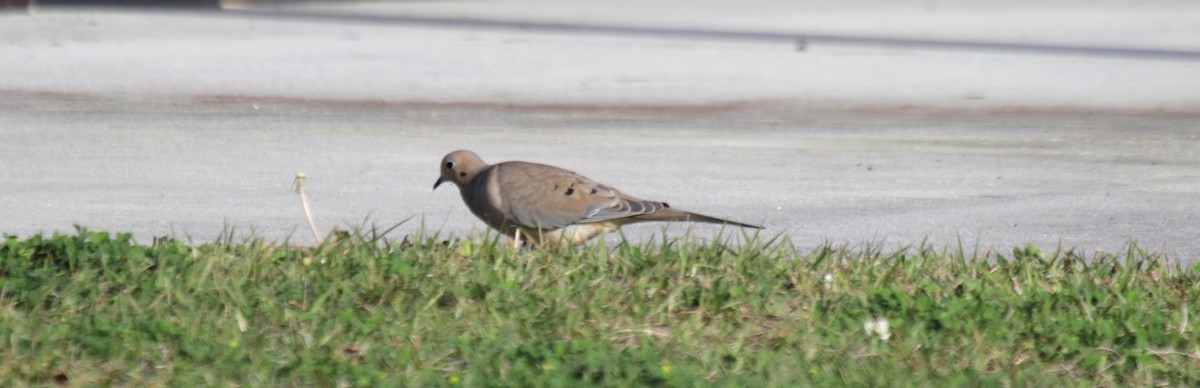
[1,1,1198,261]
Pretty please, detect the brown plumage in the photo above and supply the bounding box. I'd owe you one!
[433,150,762,246]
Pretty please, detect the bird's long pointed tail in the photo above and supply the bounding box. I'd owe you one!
[636,208,763,229]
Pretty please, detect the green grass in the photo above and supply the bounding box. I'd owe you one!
[2,227,1198,386]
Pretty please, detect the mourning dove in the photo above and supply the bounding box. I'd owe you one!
[433,150,762,246]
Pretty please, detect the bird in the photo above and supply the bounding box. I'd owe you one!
[433,150,762,247]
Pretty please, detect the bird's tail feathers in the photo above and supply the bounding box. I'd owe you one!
[636,208,763,229]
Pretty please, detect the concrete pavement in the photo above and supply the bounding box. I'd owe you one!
[1,2,1197,260]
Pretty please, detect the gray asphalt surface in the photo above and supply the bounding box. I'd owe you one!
[2,3,1198,261]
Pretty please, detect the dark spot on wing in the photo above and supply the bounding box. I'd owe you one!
[663,202,671,208]
[565,187,575,196]
[590,188,597,194]
[458,172,466,177]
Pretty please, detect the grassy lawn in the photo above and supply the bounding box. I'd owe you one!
[2,227,1198,386]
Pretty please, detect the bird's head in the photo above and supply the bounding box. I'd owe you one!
[434,150,487,190]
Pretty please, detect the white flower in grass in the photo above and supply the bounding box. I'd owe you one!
[863,317,891,341]
[822,273,834,288]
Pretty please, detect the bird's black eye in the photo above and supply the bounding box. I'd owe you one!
[445,161,456,170]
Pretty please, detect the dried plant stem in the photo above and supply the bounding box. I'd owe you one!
[293,173,323,245]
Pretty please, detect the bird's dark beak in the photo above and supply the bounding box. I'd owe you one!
[433,176,447,191]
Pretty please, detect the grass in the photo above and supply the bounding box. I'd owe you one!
[1,226,1199,386]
